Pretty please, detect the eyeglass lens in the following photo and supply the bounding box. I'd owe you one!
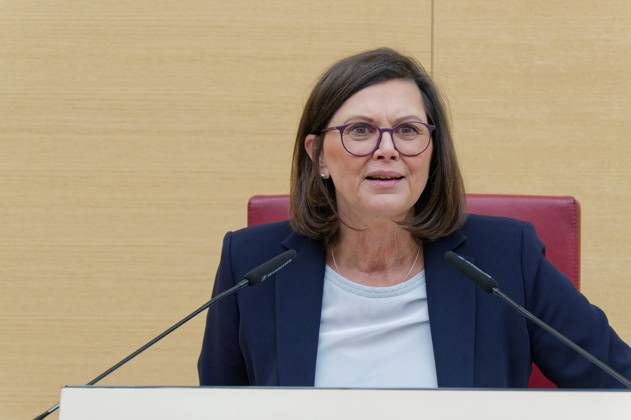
[341,122,431,156]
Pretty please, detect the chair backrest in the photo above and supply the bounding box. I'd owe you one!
[247,193,581,388]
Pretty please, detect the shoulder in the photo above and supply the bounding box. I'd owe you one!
[454,214,545,285]
[462,213,533,235]
[228,220,295,248]
[460,213,541,250]
[224,220,295,262]
[220,220,316,280]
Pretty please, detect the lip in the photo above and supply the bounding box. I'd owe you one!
[365,170,405,188]
[365,170,405,179]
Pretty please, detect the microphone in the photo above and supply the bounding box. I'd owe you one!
[33,249,297,420]
[444,251,631,389]
[244,250,297,285]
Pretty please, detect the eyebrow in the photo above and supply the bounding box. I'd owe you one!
[342,114,426,125]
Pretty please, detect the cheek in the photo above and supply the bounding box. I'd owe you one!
[407,155,432,195]
[333,162,367,195]
[324,145,365,180]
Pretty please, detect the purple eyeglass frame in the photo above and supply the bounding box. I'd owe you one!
[320,121,436,157]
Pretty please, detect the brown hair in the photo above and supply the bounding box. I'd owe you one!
[289,48,465,245]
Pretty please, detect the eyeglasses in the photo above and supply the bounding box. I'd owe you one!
[321,121,435,157]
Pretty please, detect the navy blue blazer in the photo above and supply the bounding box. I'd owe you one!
[198,215,631,388]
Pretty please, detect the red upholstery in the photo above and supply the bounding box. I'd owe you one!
[247,193,581,388]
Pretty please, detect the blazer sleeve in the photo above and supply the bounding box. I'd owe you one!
[198,231,249,385]
[521,224,631,387]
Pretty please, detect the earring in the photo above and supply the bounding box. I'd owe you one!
[320,173,329,180]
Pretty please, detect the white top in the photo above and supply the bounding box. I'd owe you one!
[314,266,438,388]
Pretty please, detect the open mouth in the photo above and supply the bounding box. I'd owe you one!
[365,175,404,188]
[366,175,404,181]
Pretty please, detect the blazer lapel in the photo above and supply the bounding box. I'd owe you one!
[275,232,325,386]
[425,230,477,387]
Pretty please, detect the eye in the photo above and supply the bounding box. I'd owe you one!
[346,122,376,138]
[396,123,421,135]
[395,122,429,140]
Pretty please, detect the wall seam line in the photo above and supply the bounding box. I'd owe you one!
[430,0,434,75]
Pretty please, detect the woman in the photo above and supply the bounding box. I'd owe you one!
[198,48,631,388]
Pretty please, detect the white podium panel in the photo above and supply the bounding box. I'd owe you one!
[60,386,631,420]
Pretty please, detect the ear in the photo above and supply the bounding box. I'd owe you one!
[304,134,329,176]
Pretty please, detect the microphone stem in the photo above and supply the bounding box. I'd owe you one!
[88,278,249,385]
[33,278,249,420]
[33,403,58,420]
[492,288,631,388]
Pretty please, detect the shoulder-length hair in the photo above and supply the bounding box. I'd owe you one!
[289,48,465,245]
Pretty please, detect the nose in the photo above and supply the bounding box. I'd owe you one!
[373,129,399,160]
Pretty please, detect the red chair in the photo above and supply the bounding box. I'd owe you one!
[247,193,581,388]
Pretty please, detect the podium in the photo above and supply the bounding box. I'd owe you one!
[59,386,631,419]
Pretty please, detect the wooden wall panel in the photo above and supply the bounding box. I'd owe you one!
[0,1,431,418]
[433,1,631,342]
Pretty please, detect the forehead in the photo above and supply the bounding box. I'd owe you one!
[330,79,426,123]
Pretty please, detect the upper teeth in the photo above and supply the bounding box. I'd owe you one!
[372,176,395,179]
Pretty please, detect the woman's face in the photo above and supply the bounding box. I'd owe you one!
[305,78,433,224]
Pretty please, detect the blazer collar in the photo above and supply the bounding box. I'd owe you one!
[424,229,477,387]
[274,227,476,388]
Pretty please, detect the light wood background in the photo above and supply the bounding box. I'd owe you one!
[0,1,629,418]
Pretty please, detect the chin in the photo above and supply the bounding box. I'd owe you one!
[360,197,414,220]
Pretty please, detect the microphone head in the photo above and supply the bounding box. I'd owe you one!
[444,251,498,293]
[243,249,297,286]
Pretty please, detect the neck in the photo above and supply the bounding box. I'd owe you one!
[330,218,423,286]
